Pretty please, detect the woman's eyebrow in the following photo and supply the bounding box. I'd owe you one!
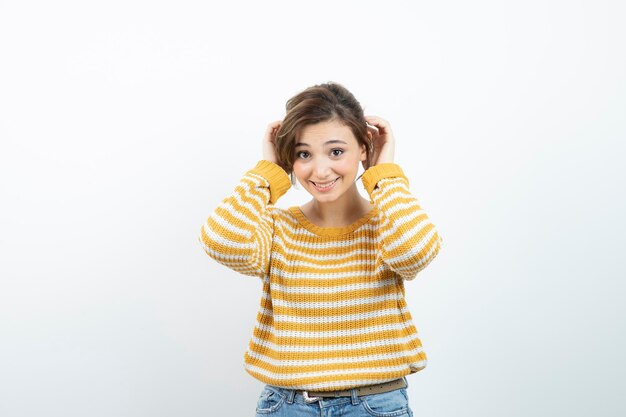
[295,140,347,147]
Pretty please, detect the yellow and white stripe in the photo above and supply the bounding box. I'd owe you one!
[199,160,442,391]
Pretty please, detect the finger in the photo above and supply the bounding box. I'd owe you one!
[268,120,282,129]
[264,121,282,142]
[366,124,379,134]
[365,115,389,128]
[266,120,282,132]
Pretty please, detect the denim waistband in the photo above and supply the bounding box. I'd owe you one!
[266,376,409,406]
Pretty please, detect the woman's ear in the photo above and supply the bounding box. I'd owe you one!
[360,141,370,171]
[363,131,373,169]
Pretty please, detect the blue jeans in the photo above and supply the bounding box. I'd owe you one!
[255,378,413,416]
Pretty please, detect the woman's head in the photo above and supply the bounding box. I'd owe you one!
[274,82,373,183]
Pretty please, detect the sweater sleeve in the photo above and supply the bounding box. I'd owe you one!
[361,163,443,281]
[198,160,291,279]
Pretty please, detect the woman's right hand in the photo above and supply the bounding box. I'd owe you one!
[262,120,282,164]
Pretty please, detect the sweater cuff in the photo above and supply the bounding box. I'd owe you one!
[248,160,291,204]
[361,163,408,196]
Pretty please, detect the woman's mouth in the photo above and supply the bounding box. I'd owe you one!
[311,178,339,192]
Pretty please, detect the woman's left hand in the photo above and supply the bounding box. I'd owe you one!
[364,115,395,168]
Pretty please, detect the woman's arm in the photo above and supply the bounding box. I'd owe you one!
[362,116,442,280]
[199,121,289,279]
[362,163,443,280]
[198,160,291,279]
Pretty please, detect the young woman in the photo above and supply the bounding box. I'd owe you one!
[199,82,443,417]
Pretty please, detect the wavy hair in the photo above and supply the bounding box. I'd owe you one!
[274,82,373,184]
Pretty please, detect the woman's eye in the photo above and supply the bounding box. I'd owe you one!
[331,149,344,157]
[296,151,309,159]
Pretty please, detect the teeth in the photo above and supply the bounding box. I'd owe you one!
[313,179,337,189]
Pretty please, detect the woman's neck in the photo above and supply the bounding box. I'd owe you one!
[302,185,373,228]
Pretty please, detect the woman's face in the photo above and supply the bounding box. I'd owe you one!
[292,119,366,203]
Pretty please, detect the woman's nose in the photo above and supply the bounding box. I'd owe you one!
[313,160,331,178]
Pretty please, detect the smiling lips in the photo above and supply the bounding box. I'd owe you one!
[311,177,339,192]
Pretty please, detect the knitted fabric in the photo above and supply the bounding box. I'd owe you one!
[199,160,443,391]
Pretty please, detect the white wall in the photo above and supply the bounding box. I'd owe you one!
[1,1,624,416]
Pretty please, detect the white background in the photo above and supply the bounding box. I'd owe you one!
[1,1,625,416]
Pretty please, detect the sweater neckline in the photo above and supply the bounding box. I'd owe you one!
[288,205,378,237]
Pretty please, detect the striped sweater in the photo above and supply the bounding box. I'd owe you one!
[199,160,442,391]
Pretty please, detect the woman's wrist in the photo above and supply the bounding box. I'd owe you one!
[361,163,405,195]
[249,160,291,204]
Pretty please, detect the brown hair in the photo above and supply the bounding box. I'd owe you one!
[274,82,373,184]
